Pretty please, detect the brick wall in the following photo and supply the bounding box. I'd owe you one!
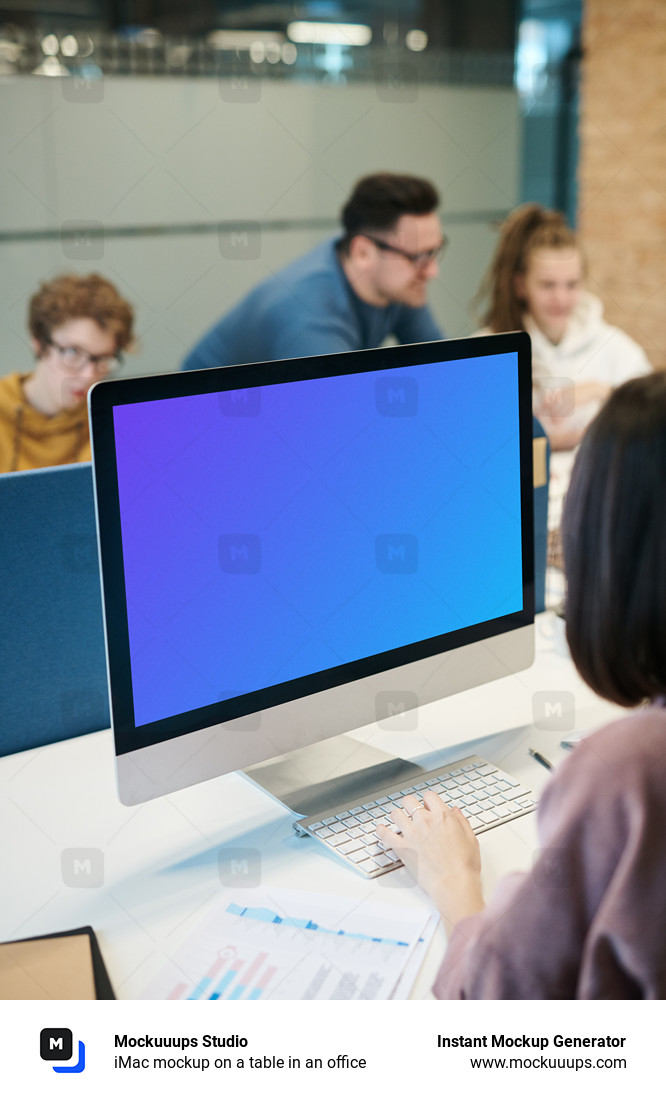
[578,0,666,369]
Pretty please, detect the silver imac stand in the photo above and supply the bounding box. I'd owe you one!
[243,735,426,817]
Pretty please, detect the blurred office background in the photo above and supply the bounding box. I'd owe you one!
[0,0,663,376]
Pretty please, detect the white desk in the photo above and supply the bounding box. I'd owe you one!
[0,611,622,999]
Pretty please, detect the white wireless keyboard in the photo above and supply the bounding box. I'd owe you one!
[293,754,537,878]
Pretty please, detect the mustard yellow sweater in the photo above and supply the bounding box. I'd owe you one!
[0,372,91,473]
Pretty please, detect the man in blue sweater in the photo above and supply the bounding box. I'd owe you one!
[182,173,445,371]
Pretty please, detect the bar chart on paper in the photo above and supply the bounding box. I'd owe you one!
[141,887,436,1001]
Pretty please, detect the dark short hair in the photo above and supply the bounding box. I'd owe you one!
[29,273,134,352]
[339,172,440,251]
[562,372,666,706]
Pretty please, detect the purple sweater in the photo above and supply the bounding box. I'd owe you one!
[434,706,666,998]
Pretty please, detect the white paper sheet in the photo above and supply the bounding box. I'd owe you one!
[141,886,437,1001]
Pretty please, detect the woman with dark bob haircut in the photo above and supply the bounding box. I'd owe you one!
[377,372,666,998]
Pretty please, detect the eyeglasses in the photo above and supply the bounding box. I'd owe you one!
[47,340,122,375]
[363,234,448,269]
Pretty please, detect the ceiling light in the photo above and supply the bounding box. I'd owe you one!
[78,34,94,58]
[41,34,59,56]
[406,29,428,52]
[33,55,68,75]
[61,34,78,57]
[287,22,372,47]
[208,29,284,51]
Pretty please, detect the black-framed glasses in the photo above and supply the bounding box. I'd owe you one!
[363,234,448,269]
[48,340,122,375]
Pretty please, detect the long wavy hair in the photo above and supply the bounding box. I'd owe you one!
[477,203,578,333]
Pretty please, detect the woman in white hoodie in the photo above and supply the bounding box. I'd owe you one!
[476,203,651,452]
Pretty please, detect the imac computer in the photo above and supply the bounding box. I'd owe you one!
[89,332,534,818]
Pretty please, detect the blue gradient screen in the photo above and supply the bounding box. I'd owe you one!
[113,353,522,727]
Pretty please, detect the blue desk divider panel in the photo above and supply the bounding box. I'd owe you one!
[533,417,550,615]
[0,462,110,755]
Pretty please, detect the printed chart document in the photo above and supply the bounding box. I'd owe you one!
[141,886,437,1001]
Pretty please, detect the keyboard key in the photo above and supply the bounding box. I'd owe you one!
[336,840,363,858]
[328,833,353,847]
[315,827,333,838]
[501,801,520,815]
[480,810,499,823]
[348,849,371,863]
[328,821,347,833]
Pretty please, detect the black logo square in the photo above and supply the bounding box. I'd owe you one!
[40,1028,73,1061]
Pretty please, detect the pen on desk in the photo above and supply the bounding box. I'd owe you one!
[528,747,553,772]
